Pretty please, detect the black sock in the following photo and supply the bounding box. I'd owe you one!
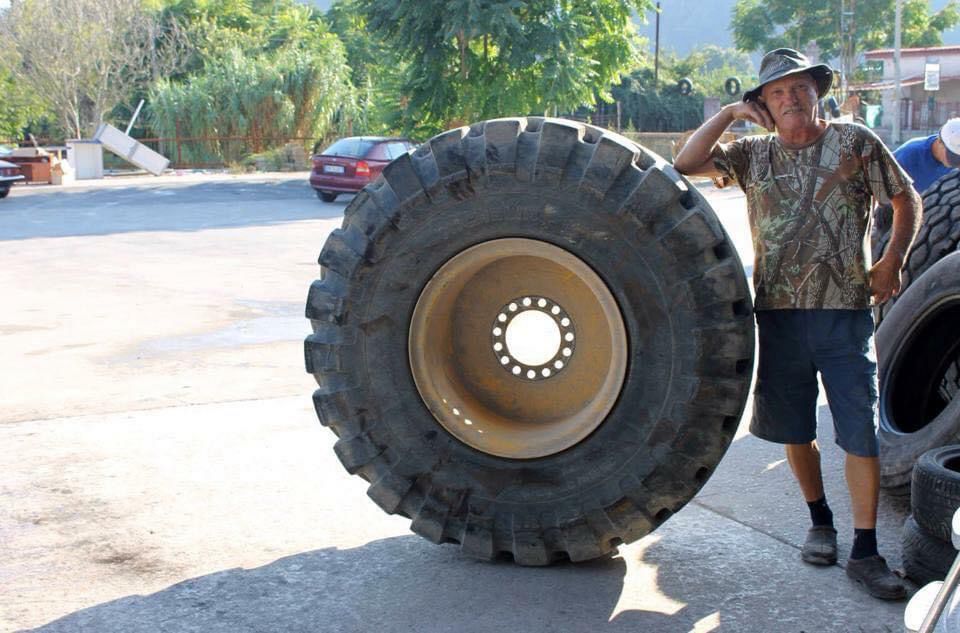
[851,528,879,560]
[806,496,834,528]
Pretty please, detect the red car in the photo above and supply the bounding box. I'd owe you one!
[310,136,417,202]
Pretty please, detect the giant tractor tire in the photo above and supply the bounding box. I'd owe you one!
[304,117,755,565]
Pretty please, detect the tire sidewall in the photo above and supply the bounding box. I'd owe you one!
[878,252,960,482]
[912,445,960,541]
[353,178,729,509]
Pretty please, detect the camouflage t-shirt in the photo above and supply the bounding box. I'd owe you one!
[712,122,912,310]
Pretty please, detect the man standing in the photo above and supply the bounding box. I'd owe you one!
[894,118,960,193]
[674,48,921,600]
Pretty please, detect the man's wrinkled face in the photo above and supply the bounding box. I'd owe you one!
[758,73,819,131]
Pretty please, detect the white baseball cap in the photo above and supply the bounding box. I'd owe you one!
[939,118,960,166]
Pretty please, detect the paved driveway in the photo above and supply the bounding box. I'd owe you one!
[0,173,911,632]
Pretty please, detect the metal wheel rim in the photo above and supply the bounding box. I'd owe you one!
[408,238,628,459]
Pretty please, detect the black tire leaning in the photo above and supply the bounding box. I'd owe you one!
[873,170,960,327]
[304,117,755,565]
[878,252,960,492]
[0,185,9,199]
[902,514,956,585]
[912,445,960,542]
[317,190,338,203]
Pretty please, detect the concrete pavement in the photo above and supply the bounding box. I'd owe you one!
[0,173,912,632]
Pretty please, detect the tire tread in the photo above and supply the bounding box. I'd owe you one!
[912,445,960,541]
[902,514,956,585]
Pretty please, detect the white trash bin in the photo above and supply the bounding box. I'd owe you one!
[66,140,104,180]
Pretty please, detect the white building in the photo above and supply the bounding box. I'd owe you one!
[855,45,960,142]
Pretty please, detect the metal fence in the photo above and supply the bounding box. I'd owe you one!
[130,136,319,169]
[902,99,960,133]
[5,126,694,171]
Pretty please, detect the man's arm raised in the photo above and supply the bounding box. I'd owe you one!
[673,102,775,176]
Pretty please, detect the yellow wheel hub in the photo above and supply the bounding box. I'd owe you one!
[409,238,628,459]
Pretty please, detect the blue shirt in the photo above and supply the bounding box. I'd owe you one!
[893,134,952,193]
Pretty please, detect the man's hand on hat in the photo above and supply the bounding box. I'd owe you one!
[725,101,776,132]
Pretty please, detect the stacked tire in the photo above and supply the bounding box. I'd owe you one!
[902,446,960,585]
[874,169,960,494]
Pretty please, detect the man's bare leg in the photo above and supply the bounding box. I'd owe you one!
[845,454,879,529]
[845,454,879,528]
[785,441,826,502]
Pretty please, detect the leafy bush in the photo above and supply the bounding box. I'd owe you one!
[147,0,355,165]
[609,46,756,132]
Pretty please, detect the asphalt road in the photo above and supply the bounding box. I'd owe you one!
[0,173,912,632]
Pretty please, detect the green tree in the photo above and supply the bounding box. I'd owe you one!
[325,0,408,135]
[732,0,960,89]
[0,69,51,141]
[611,45,756,132]
[612,47,755,132]
[147,2,355,163]
[356,0,654,135]
[691,45,755,75]
[157,0,331,71]
[666,46,755,98]
[0,0,187,138]
[613,69,704,132]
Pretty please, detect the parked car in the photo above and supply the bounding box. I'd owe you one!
[309,136,417,202]
[0,159,24,199]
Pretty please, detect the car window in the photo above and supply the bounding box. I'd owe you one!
[365,144,390,161]
[386,142,410,160]
[321,138,376,158]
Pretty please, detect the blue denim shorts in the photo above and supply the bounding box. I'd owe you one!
[750,309,879,457]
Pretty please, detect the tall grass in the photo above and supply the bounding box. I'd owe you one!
[148,38,354,165]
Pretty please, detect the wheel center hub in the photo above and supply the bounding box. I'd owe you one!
[492,296,575,380]
[408,237,627,459]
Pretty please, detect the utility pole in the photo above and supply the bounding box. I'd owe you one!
[840,0,856,99]
[654,2,661,85]
[893,0,902,145]
[840,0,845,96]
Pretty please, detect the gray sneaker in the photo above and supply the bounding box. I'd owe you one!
[845,555,907,600]
[801,525,838,566]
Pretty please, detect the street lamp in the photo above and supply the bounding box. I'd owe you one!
[654,1,661,85]
[893,0,902,145]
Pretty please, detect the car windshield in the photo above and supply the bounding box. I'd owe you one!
[321,138,376,158]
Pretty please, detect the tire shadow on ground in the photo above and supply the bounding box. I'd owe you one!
[23,534,711,633]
